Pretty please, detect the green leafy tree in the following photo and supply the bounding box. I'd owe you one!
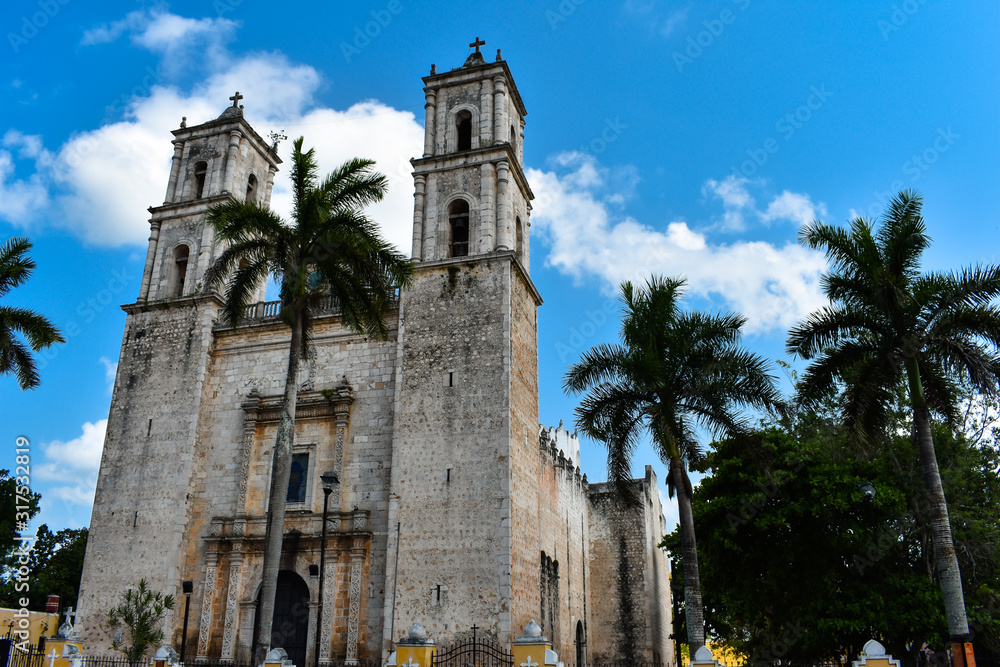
[0,468,39,557]
[204,138,413,662]
[0,525,87,611]
[106,579,175,666]
[563,276,781,653]
[0,237,65,389]
[787,190,1000,645]
[664,414,1000,665]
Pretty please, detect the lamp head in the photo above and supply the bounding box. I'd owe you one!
[859,480,876,502]
[320,471,339,494]
[182,580,193,595]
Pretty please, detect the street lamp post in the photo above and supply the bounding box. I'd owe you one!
[859,481,893,651]
[315,472,339,667]
[180,580,193,663]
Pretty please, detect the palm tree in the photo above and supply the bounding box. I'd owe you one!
[787,190,1000,650]
[563,276,781,654]
[204,137,413,663]
[0,237,64,389]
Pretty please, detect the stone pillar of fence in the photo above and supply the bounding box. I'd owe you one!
[262,647,296,667]
[150,646,178,667]
[690,645,721,667]
[852,639,901,667]
[513,620,560,667]
[395,623,436,667]
[43,614,83,667]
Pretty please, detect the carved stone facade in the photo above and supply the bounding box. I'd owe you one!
[77,44,673,667]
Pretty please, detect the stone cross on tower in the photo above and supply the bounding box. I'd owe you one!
[229,91,243,107]
[469,37,485,53]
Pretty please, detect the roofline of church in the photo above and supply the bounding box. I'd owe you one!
[171,113,283,168]
[422,58,527,119]
[410,143,535,203]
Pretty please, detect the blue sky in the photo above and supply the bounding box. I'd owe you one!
[1,0,998,533]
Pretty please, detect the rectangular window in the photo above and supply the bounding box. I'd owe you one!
[286,453,309,503]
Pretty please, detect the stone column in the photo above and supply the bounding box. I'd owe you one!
[480,78,494,146]
[172,144,190,201]
[220,551,243,660]
[478,163,496,253]
[493,76,507,146]
[422,91,436,158]
[263,165,277,208]
[422,174,438,260]
[318,555,338,666]
[496,161,512,250]
[139,221,162,301]
[411,175,426,261]
[344,535,366,665]
[195,555,219,660]
[222,130,243,195]
[165,142,184,204]
[434,89,448,155]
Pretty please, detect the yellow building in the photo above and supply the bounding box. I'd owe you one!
[0,608,61,650]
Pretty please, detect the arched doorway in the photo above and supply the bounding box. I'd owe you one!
[255,571,311,667]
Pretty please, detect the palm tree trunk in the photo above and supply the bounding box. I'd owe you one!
[671,455,705,654]
[254,309,304,665]
[905,359,970,641]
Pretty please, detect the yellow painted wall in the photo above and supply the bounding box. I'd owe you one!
[0,608,61,649]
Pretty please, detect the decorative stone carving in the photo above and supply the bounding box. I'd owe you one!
[345,539,365,664]
[220,555,243,659]
[196,560,217,658]
[319,559,337,662]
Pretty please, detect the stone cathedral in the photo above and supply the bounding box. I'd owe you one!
[77,43,673,667]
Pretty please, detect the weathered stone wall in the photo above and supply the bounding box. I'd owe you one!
[386,257,514,644]
[178,311,399,663]
[77,298,219,648]
[531,423,590,662]
[586,467,671,665]
[508,261,542,646]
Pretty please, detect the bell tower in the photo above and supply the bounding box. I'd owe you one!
[138,93,281,303]
[409,38,531,267]
[386,41,543,647]
[78,95,281,641]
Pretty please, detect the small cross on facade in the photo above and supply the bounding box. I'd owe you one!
[403,658,420,667]
[520,656,538,667]
[63,607,76,626]
[469,37,485,54]
[47,649,59,667]
[229,91,244,107]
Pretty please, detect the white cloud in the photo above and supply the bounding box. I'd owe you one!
[82,8,238,74]
[703,174,827,231]
[34,420,107,508]
[659,487,680,533]
[761,190,827,227]
[528,153,828,333]
[100,357,117,394]
[1,10,422,252]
